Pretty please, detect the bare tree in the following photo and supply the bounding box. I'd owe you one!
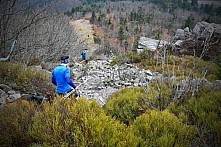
[0,0,84,65]
[13,12,84,64]
[0,0,57,60]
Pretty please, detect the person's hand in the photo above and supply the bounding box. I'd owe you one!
[69,62,74,67]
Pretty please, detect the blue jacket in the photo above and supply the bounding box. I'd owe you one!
[81,51,86,60]
[52,64,76,94]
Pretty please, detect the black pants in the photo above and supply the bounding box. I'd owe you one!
[58,89,73,96]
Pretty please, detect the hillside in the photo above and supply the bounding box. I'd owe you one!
[0,0,221,146]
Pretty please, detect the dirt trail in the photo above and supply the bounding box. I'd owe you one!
[69,19,98,57]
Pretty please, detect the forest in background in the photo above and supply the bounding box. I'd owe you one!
[64,0,221,54]
[0,0,221,146]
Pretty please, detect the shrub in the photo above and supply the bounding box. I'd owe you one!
[126,53,141,63]
[104,87,148,125]
[0,62,54,93]
[140,50,148,60]
[140,59,155,67]
[167,56,182,65]
[182,56,220,81]
[148,82,172,110]
[93,35,101,44]
[28,54,42,66]
[110,54,127,66]
[168,87,221,146]
[130,110,195,147]
[0,101,36,146]
[29,98,138,146]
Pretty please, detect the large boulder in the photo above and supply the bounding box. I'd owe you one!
[174,27,191,40]
[138,37,168,53]
[193,21,221,39]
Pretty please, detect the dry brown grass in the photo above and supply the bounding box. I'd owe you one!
[93,24,105,38]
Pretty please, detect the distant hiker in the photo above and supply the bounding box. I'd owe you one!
[52,56,76,96]
[81,49,87,65]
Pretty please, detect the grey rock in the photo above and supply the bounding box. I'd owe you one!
[93,93,99,98]
[69,59,156,106]
[138,37,168,52]
[175,29,185,39]
[124,82,132,86]
[184,27,191,38]
[7,90,16,95]
[0,84,12,92]
[193,21,221,39]
[9,93,21,101]
[0,89,7,105]
[174,40,183,47]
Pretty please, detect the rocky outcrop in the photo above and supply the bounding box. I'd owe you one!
[193,21,221,39]
[174,21,221,41]
[72,59,160,105]
[137,37,168,53]
[173,21,221,57]
[174,27,191,40]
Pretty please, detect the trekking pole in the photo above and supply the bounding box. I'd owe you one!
[63,76,93,99]
[63,84,81,99]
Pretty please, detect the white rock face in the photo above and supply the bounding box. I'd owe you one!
[138,37,168,53]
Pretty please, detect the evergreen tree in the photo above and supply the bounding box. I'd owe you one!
[130,9,136,21]
[191,0,198,10]
[184,16,195,29]
[132,36,140,53]
[90,11,96,23]
[118,25,125,43]
[182,0,190,10]
[137,7,145,24]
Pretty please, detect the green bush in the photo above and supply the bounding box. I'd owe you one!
[182,56,221,81]
[140,59,153,67]
[29,98,138,146]
[104,87,148,125]
[148,82,172,110]
[93,35,101,44]
[110,54,125,66]
[140,50,148,60]
[126,53,141,63]
[0,62,54,93]
[168,87,221,146]
[130,110,195,147]
[0,98,141,146]
[0,101,36,146]
[167,55,182,65]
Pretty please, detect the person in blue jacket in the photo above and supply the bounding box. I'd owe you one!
[81,49,87,64]
[52,56,76,95]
